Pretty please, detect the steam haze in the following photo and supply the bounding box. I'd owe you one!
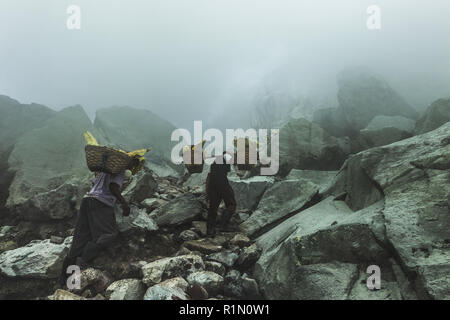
[1,0,449,129]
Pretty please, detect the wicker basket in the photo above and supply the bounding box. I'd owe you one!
[183,147,204,174]
[85,145,132,175]
[235,150,259,171]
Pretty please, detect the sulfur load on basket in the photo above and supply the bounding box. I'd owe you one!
[233,138,259,171]
[83,131,150,175]
[183,140,206,174]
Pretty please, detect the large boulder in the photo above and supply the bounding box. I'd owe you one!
[10,181,85,221]
[329,122,450,299]
[240,179,319,237]
[6,105,100,221]
[254,198,395,299]
[414,98,450,135]
[258,122,450,299]
[149,194,203,227]
[278,118,350,175]
[228,176,274,211]
[0,237,72,279]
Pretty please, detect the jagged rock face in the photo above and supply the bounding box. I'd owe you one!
[0,237,72,279]
[149,194,203,227]
[415,99,450,135]
[256,122,450,300]
[94,106,176,164]
[6,106,101,220]
[278,118,350,175]
[0,96,57,220]
[336,67,419,131]
[240,179,319,237]
[0,95,56,153]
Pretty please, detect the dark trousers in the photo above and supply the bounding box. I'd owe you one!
[66,197,119,264]
[207,182,236,233]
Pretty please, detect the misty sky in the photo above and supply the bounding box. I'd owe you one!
[1,0,449,129]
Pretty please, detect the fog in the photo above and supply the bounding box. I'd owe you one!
[1,0,449,129]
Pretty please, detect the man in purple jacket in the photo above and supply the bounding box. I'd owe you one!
[59,159,139,285]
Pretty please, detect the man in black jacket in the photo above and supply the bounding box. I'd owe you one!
[205,151,236,237]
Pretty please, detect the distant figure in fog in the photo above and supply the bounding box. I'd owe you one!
[205,151,237,237]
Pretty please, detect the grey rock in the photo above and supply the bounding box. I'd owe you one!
[150,194,203,227]
[223,270,260,299]
[291,262,358,300]
[140,198,166,212]
[254,198,387,299]
[236,243,262,269]
[240,179,319,237]
[187,271,224,296]
[51,289,85,300]
[0,237,72,279]
[204,261,226,276]
[229,234,251,248]
[207,250,239,268]
[122,168,158,203]
[115,206,158,233]
[105,279,146,300]
[141,255,205,286]
[256,122,450,300]
[228,176,274,210]
[179,230,200,241]
[144,277,189,300]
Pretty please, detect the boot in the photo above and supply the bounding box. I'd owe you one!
[219,209,233,232]
[206,216,216,238]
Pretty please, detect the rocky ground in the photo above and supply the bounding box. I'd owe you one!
[0,69,449,300]
[1,120,449,300]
